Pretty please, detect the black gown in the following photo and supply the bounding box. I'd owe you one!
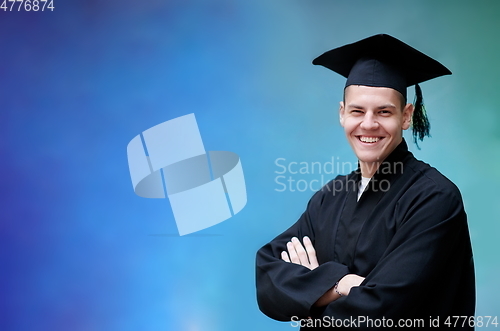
[256,140,475,329]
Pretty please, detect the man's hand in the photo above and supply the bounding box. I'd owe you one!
[280,237,365,307]
[337,274,365,296]
[281,236,319,270]
[314,274,366,307]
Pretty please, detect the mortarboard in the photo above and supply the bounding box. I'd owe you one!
[312,34,451,146]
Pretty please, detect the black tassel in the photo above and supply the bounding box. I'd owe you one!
[412,83,431,148]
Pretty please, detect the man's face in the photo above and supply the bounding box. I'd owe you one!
[339,85,413,171]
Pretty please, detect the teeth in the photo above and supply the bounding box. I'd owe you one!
[359,136,380,143]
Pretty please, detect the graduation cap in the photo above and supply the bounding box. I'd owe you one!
[312,34,451,146]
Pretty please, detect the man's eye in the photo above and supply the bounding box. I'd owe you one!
[351,110,364,113]
[379,110,391,114]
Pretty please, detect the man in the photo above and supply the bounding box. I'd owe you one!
[256,34,475,329]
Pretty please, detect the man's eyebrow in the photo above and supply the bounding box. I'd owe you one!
[346,104,397,109]
[377,104,397,109]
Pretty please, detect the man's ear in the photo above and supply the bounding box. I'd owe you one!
[339,101,345,127]
[402,103,414,130]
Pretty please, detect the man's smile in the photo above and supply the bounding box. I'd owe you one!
[355,135,384,144]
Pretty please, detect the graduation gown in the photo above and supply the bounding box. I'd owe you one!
[256,140,475,329]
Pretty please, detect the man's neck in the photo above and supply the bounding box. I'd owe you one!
[360,162,380,178]
[358,138,406,177]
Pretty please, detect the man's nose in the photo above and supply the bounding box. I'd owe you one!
[360,113,379,130]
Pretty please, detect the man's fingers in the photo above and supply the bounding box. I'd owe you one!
[303,236,319,269]
[291,237,310,266]
[286,241,300,264]
[284,236,319,270]
[281,251,291,263]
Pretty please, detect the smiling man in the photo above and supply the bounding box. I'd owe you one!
[256,34,475,329]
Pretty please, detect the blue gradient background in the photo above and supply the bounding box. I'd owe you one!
[1,1,499,330]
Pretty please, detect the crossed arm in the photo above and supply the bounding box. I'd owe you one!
[281,236,365,307]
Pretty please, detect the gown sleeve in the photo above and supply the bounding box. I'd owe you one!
[255,187,350,321]
[319,183,474,326]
